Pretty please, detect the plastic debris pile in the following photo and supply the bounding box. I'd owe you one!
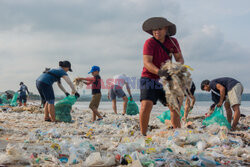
[0,104,249,166]
[0,105,43,113]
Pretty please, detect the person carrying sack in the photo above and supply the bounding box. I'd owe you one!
[36,61,80,122]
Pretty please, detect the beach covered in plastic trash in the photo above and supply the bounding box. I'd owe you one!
[0,103,249,167]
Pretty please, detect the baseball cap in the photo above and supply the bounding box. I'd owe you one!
[88,66,100,74]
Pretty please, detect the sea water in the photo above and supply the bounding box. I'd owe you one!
[74,101,250,116]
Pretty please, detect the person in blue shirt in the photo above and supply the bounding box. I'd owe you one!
[18,82,30,106]
[36,61,80,122]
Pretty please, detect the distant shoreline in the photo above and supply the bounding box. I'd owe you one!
[2,91,250,102]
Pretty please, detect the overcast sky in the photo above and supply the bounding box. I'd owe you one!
[0,0,249,95]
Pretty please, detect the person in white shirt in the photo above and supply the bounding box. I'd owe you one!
[108,74,133,115]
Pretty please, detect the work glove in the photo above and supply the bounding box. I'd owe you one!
[65,92,70,97]
[75,92,80,99]
[158,69,171,80]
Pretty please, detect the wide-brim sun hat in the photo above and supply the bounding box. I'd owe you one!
[142,17,176,36]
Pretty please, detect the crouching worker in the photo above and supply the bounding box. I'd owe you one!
[36,61,80,122]
[75,66,103,122]
[108,74,133,115]
[201,77,244,130]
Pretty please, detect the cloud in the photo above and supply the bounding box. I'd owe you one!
[181,24,250,92]
[0,0,180,94]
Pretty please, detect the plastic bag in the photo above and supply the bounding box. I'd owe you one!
[126,97,139,115]
[55,95,77,122]
[202,107,231,129]
[10,92,19,107]
[157,106,184,123]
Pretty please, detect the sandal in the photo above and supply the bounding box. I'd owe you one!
[97,118,103,121]
[45,118,51,122]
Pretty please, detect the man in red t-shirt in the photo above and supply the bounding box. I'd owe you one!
[140,17,184,136]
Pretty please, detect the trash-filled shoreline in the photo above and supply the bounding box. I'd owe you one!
[0,104,249,167]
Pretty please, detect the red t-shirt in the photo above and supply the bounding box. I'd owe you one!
[141,37,181,79]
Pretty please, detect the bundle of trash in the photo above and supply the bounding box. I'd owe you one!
[160,61,192,115]
[73,78,86,90]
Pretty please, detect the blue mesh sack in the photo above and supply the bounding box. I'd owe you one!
[10,92,19,107]
[126,97,139,115]
[157,107,184,123]
[0,94,9,104]
[55,95,77,122]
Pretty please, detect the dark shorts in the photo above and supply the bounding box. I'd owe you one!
[110,85,126,100]
[140,77,167,106]
[19,95,27,103]
[190,82,196,95]
[36,81,55,104]
[185,82,196,96]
